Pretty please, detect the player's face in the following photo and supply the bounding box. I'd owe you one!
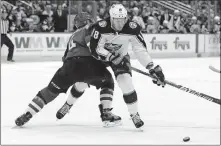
[111,18,127,31]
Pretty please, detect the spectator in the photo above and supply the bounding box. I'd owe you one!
[86,5,92,15]
[190,16,201,33]
[146,17,158,33]
[42,3,53,17]
[158,9,169,25]
[62,0,68,9]
[53,4,67,32]
[41,17,53,32]
[158,20,169,33]
[201,23,209,33]
[184,16,193,33]
[168,10,181,31]
[2,0,219,34]
[97,8,108,20]
[33,3,43,15]
[141,6,150,26]
[14,5,27,26]
[213,16,220,34]
[131,7,145,30]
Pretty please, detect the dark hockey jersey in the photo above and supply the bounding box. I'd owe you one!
[64,24,93,59]
[89,17,153,68]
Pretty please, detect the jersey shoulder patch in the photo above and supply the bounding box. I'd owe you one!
[122,20,141,35]
[129,21,138,29]
[98,20,107,27]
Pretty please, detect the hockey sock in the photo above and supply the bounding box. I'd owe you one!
[26,96,45,116]
[67,82,88,105]
[66,93,78,106]
[123,91,138,115]
[25,87,59,116]
[100,88,113,109]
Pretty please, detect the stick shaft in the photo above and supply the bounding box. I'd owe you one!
[131,66,220,105]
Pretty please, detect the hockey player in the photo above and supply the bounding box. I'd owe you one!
[56,13,121,127]
[15,12,121,127]
[89,4,166,128]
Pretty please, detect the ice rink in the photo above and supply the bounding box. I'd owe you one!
[1,57,220,145]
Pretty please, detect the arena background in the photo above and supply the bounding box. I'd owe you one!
[1,1,220,145]
[1,0,220,61]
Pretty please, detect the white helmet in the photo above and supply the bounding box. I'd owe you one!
[109,4,127,19]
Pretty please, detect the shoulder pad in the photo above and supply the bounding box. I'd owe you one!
[98,20,107,27]
[123,20,141,35]
[129,21,138,29]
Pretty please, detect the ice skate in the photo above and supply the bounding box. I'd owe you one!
[56,102,73,120]
[15,111,33,126]
[99,104,122,127]
[130,112,144,128]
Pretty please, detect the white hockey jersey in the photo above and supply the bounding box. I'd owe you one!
[89,17,153,68]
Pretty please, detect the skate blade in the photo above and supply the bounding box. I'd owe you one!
[11,125,25,129]
[136,127,144,132]
[103,120,122,128]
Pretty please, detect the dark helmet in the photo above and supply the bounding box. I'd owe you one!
[74,12,95,28]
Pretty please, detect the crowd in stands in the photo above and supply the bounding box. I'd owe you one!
[1,0,220,34]
[2,0,68,32]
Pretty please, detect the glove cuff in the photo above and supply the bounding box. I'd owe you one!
[146,62,154,70]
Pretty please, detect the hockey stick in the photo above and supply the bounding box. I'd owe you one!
[209,65,221,73]
[131,66,220,105]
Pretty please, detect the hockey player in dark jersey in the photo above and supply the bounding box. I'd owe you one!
[89,4,166,128]
[15,12,121,127]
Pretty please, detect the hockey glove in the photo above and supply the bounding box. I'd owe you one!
[104,43,124,65]
[106,52,124,65]
[147,63,165,87]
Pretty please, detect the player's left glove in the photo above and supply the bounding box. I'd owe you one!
[147,63,165,87]
[104,43,124,65]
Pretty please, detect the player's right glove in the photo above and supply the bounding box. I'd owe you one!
[146,63,165,87]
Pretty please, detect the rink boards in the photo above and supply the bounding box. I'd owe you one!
[1,33,220,60]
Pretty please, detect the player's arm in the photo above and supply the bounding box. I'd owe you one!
[130,27,165,87]
[130,29,153,68]
[89,26,109,61]
[62,44,69,61]
[89,25,118,62]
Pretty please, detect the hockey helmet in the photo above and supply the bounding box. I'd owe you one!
[109,4,127,19]
[109,4,128,31]
[74,12,94,28]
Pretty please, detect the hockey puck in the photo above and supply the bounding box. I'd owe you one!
[183,137,190,142]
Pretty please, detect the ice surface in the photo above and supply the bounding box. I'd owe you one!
[1,57,220,145]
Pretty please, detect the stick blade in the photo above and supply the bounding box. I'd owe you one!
[209,65,221,73]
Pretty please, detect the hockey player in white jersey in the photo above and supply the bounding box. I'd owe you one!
[89,4,166,128]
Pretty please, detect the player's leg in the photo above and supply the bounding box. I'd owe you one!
[56,57,121,126]
[15,58,77,126]
[111,55,144,128]
[4,35,14,61]
[56,82,89,119]
[55,57,97,120]
[92,69,121,127]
